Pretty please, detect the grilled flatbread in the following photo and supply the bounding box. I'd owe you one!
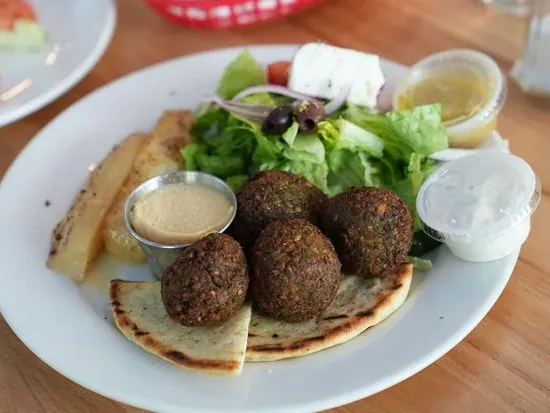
[245,264,413,362]
[110,280,252,375]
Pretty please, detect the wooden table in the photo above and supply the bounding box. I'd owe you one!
[2,0,550,412]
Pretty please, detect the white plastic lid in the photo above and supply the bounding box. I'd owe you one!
[416,151,541,243]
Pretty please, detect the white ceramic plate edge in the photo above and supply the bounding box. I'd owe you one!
[0,0,117,127]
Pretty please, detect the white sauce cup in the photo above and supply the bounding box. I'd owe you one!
[416,152,541,263]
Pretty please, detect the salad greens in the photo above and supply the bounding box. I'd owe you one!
[215,50,267,99]
[181,50,449,235]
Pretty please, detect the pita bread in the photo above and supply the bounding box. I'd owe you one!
[110,280,252,375]
[245,264,413,362]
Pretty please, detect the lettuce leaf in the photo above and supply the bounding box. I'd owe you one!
[390,153,428,230]
[385,104,449,156]
[344,104,448,160]
[195,153,245,178]
[215,50,267,99]
[226,175,249,192]
[407,256,433,270]
[282,122,299,146]
[327,150,381,195]
[180,143,201,171]
[284,134,325,164]
[277,160,329,193]
[185,103,447,209]
[317,121,340,147]
[240,92,276,105]
[335,118,384,157]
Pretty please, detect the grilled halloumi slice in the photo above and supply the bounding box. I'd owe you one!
[47,133,146,281]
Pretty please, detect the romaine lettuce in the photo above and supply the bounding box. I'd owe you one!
[216,50,267,99]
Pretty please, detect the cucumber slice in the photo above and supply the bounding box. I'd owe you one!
[0,19,47,50]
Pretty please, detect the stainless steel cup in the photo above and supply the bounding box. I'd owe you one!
[124,171,237,280]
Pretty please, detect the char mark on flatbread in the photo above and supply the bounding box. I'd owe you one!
[246,264,413,362]
[110,280,251,375]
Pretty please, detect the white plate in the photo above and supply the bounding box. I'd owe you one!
[0,0,116,127]
[0,45,519,413]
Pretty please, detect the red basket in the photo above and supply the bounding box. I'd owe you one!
[144,0,327,29]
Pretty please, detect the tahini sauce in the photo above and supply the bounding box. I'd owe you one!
[131,184,233,245]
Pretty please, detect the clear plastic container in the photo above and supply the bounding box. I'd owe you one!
[393,49,507,149]
[416,151,541,262]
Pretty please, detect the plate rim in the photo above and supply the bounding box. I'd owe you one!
[0,0,117,127]
[0,44,518,413]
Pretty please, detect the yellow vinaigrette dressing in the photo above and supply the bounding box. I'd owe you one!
[397,73,497,148]
[393,50,506,149]
[398,74,488,123]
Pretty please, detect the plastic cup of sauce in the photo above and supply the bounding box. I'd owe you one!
[416,152,541,262]
[124,171,237,279]
[393,49,507,149]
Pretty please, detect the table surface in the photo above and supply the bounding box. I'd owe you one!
[1,0,550,412]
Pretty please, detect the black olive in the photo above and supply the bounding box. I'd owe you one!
[293,100,326,133]
[262,106,294,135]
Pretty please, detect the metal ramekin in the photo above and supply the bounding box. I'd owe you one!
[124,171,237,280]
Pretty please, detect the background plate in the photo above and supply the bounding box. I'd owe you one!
[0,0,116,126]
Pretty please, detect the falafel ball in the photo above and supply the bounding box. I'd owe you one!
[321,186,413,278]
[230,170,327,251]
[251,218,341,322]
[161,233,248,327]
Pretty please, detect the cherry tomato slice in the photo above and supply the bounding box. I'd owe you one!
[267,61,292,87]
[13,2,36,20]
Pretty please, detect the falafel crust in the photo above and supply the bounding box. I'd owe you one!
[251,218,341,322]
[230,170,327,250]
[321,187,413,277]
[161,233,248,327]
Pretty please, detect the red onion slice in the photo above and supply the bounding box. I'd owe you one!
[232,85,322,104]
[324,85,352,115]
[211,96,266,121]
[210,96,274,113]
[208,83,351,123]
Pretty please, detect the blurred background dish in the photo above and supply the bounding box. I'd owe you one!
[144,0,328,29]
[511,0,550,96]
[0,0,116,127]
[479,0,530,16]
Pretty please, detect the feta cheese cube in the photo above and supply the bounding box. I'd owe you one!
[288,43,385,109]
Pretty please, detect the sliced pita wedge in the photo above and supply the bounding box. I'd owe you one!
[246,263,413,362]
[110,280,252,375]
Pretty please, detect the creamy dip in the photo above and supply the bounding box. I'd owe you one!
[416,152,540,262]
[131,184,233,245]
